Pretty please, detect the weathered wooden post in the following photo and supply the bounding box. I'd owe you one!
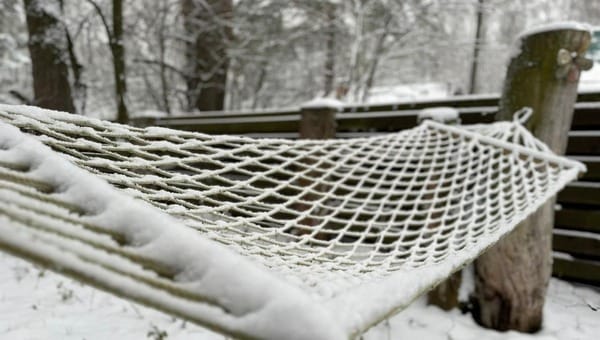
[418,107,464,311]
[299,99,340,140]
[293,99,340,234]
[473,24,592,332]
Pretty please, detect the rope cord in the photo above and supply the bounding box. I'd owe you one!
[0,105,585,338]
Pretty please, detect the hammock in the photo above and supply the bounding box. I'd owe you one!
[0,104,584,339]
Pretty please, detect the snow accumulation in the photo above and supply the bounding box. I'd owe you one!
[0,122,345,340]
[364,83,451,105]
[508,38,523,62]
[301,97,344,111]
[1,252,598,340]
[363,279,600,340]
[509,21,592,63]
[554,228,600,242]
[417,107,459,123]
[132,109,168,118]
[518,21,592,40]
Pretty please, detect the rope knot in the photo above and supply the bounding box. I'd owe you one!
[513,107,533,125]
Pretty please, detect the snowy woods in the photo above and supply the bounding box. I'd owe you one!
[2,0,600,120]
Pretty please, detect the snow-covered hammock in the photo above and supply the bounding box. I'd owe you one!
[0,104,585,339]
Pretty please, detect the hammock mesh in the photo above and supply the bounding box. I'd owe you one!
[0,105,585,339]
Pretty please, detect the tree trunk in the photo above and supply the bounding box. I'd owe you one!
[468,0,484,94]
[65,28,86,114]
[361,13,392,103]
[181,0,232,111]
[473,26,592,333]
[112,0,128,123]
[23,0,75,113]
[85,0,128,122]
[157,1,170,114]
[251,62,267,110]
[323,2,336,97]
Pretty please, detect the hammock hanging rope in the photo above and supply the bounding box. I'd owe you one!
[0,104,585,339]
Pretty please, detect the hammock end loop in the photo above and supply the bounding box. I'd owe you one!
[513,107,533,125]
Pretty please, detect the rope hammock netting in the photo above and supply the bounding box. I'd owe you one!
[0,104,585,339]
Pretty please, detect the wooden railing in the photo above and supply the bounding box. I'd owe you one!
[132,91,600,286]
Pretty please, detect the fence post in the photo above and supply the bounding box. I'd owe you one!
[473,24,592,332]
[291,99,341,234]
[417,108,464,311]
[299,99,340,139]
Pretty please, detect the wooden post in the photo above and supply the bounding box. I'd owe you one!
[427,271,463,310]
[299,100,339,140]
[418,108,464,311]
[293,100,340,236]
[473,24,592,332]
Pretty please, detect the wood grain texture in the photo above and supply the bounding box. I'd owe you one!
[473,27,592,332]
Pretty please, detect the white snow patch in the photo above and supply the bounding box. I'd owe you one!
[508,38,523,63]
[1,253,598,340]
[458,265,474,303]
[519,21,592,40]
[132,110,168,118]
[554,228,600,241]
[364,83,451,105]
[301,97,344,111]
[553,251,575,261]
[364,279,600,340]
[417,107,460,123]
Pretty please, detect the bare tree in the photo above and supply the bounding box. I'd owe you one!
[8,0,599,114]
[323,2,336,97]
[343,0,443,102]
[23,0,75,112]
[361,11,393,102]
[468,0,485,94]
[181,0,233,111]
[1,0,30,104]
[86,0,128,123]
[156,2,171,113]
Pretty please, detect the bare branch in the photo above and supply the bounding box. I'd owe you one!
[84,0,113,42]
[133,58,189,79]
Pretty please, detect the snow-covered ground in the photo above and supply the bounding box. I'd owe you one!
[0,253,597,340]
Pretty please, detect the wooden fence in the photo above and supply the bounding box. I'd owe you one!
[132,91,600,286]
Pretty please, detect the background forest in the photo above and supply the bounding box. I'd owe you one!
[1,0,600,121]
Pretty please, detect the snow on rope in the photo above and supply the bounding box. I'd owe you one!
[0,104,585,339]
